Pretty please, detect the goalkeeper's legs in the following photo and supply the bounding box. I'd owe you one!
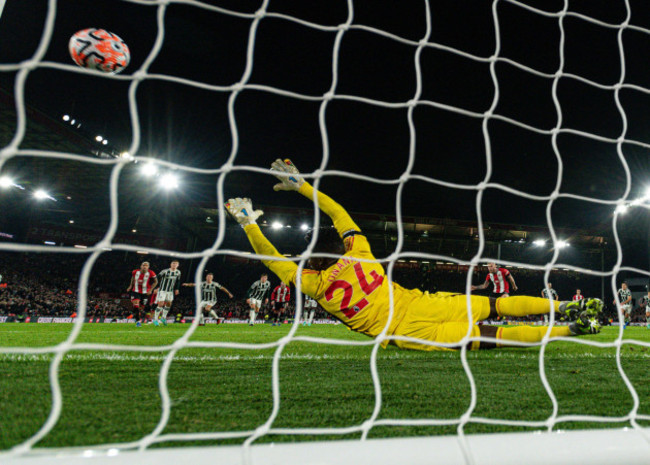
[491,296,603,321]
[478,325,571,349]
[492,296,560,318]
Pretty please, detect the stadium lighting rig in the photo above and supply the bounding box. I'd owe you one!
[33,189,56,201]
[140,163,158,177]
[0,175,14,188]
[300,223,309,231]
[159,173,179,190]
[271,221,283,230]
[532,239,546,246]
[615,204,629,215]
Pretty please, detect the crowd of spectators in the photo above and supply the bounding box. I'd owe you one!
[0,252,645,323]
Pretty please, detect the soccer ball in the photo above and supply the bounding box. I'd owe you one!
[68,28,130,74]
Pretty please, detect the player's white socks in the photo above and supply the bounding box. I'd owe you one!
[209,310,218,320]
[162,308,169,320]
[249,309,256,325]
[198,313,205,324]
[154,307,163,320]
[308,310,315,325]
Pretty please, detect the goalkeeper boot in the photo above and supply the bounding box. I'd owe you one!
[153,319,159,327]
[583,298,604,318]
[568,311,601,335]
[559,298,603,321]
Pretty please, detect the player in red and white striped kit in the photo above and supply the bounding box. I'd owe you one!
[471,262,518,298]
[126,261,157,327]
[270,282,290,326]
[573,289,584,301]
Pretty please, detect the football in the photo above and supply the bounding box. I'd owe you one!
[68,28,130,74]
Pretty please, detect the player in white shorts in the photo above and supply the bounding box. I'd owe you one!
[303,294,317,326]
[614,282,632,329]
[183,273,233,325]
[152,260,182,326]
[246,274,271,326]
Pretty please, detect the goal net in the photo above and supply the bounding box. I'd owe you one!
[1,0,650,464]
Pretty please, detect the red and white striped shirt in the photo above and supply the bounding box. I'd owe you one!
[572,294,584,301]
[485,268,511,294]
[271,284,291,303]
[132,269,156,293]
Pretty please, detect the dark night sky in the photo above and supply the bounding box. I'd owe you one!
[2,0,650,268]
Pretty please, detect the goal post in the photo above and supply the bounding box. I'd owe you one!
[4,428,650,465]
[1,0,650,464]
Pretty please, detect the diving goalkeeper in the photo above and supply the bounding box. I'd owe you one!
[225,159,603,351]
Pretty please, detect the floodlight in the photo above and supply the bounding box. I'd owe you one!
[69,220,74,224]
[615,204,628,215]
[556,240,569,249]
[645,186,650,199]
[102,140,108,145]
[0,176,14,188]
[95,135,103,142]
[532,239,546,247]
[34,189,51,200]
[271,221,283,229]
[62,115,70,121]
[140,163,158,177]
[300,223,309,231]
[70,119,76,125]
[44,241,56,245]
[159,173,179,189]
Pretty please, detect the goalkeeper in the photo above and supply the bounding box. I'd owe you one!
[226,159,603,351]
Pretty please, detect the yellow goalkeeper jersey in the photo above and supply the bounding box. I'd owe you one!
[243,183,418,341]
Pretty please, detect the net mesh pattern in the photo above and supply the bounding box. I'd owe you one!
[1,0,650,463]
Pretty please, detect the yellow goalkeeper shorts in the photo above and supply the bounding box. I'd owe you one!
[391,292,490,351]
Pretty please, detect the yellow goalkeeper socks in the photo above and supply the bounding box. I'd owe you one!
[496,326,571,347]
[496,296,560,317]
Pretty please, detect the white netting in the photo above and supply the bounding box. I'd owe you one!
[1,0,650,464]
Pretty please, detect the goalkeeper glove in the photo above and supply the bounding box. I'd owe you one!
[271,158,304,191]
[225,197,263,226]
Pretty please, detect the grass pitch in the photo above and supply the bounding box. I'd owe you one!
[1,323,649,450]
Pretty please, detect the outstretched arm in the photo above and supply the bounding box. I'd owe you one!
[220,286,234,298]
[508,274,518,291]
[271,159,360,238]
[226,197,299,285]
[471,281,489,291]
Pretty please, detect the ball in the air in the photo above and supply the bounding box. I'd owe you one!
[68,28,130,74]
